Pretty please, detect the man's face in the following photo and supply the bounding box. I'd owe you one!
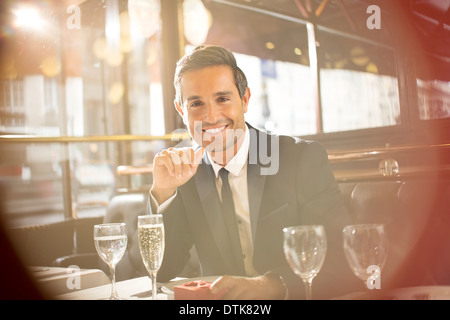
[175,65,250,155]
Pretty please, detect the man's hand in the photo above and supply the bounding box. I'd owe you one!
[151,147,204,205]
[210,274,287,300]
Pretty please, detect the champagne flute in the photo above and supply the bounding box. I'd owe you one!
[138,214,165,300]
[283,225,327,300]
[342,224,388,290]
[94,223,128,300]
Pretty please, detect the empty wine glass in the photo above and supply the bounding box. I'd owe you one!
[94,223,128,300]
[283,225,327,300]
[138,214,165,300]
[343,224,388,290]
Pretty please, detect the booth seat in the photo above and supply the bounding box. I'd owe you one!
[102,177,450,287]
[7,216,104,268]
[339,178,450,288]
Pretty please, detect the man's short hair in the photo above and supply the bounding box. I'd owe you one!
[174,45,248,106]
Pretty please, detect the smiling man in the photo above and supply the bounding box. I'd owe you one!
[177,63,248,165]
[149,45,358,299]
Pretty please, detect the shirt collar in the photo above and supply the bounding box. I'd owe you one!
[208,124,249,178]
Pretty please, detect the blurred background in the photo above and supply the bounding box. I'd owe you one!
[0,0,448,298]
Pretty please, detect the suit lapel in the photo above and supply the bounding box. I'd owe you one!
[194,156,236,268]
[247,164,266,244]
[247,126,267,244]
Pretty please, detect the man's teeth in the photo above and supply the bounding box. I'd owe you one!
[204,126,226,134]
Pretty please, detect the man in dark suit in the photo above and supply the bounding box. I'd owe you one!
[149,45,358,299]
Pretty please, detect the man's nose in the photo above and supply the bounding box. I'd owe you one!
[205,103,220,123]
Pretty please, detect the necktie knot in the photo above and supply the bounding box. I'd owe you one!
[219,168,230,203]
[219,167,229,184]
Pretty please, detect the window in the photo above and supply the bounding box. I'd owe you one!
[317,31,401,132]
[416,53,450,121]
[0,0,166,226]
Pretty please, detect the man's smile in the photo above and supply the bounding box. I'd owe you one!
[203,124,228,135]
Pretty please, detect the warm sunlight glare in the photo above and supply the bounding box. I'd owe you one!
[13,7,43,29]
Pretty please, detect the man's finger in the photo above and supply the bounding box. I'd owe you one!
[168,150,183,177]
[154,152,174,176]
[180,149,191,165]
[191,147,204,168]
[210,275,234,295]
[179,150,194,177]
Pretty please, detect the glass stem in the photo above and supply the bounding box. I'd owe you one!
[150,272,158,300]
[109,264,119,300]
[304,278,313,300]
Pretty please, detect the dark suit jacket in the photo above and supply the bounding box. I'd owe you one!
[153,124,360,299]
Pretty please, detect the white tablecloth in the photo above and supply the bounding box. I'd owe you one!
[30,266,110,296]
[55,276,174,300]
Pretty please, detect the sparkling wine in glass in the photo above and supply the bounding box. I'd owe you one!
[94,223,128,300]
[342,224,388,290]
[283,225,327,300]
[138,214,165,300]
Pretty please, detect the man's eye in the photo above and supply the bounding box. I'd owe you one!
[190,101,203,108]
[217,97,230,103]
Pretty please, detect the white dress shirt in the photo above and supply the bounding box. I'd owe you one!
[151,124,259,277]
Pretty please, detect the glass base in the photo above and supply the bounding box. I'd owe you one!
[100,296,127,300]
[149,293,168,300]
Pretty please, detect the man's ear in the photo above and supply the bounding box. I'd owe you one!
[175,100,187,125]
[174,100,184,117]
[242,87,251,113]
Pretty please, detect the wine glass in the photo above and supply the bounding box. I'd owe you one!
[283,225,327,300]
[94,223,128,300]
[342,224,388,290]
[138,214,165,300]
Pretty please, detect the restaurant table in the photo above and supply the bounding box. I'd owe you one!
[30,266,111,297]
[54,271,450,300]
[56,276,177,300]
